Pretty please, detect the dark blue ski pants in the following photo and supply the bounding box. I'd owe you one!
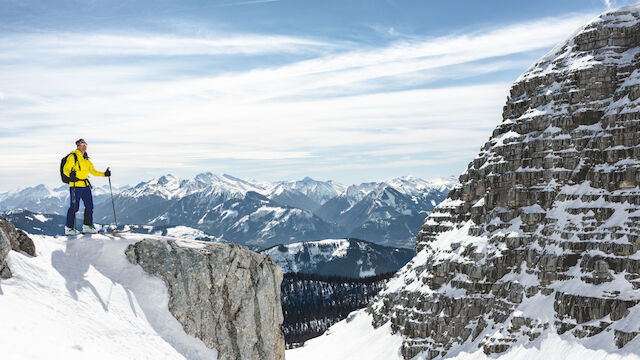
[65,187,93,228]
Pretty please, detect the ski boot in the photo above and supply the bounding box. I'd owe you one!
[82,224,99,234]
[65,226,80,236]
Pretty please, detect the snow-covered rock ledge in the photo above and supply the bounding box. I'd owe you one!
[0,230,284,360]
[126,238,285,360]
[0,216,35,278]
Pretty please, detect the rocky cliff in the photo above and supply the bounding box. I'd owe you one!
[126,239,285,360]
[0,216,35,278]
[370,6,640,359]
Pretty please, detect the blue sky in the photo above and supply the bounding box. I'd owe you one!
[0,0,635,191]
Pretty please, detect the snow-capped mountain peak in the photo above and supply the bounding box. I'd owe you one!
[269,177,347,206]
[125,172,267,201]
[384,175,457,195]
[129,174,186,200]
[344,182,378,204]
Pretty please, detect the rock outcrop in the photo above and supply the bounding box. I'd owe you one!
[0,216,36,278]
[370,5,640,359]
[126,239,285,360]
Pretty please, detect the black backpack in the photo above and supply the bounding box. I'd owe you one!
[60,153,79,184]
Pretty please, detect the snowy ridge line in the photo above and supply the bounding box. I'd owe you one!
[118,173,456,203]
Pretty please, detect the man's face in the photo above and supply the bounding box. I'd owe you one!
[77,142,87,152]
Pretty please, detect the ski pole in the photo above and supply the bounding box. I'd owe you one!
[72,183,76,229]
[108,171,118,230]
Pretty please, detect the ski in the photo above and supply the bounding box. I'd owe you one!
[64,227,137,236]
[101,227,136,235]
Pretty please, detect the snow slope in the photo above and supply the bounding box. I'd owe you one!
[286,310,403,360]
[0,234,218,359]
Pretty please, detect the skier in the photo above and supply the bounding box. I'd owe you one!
[62,139,111,235]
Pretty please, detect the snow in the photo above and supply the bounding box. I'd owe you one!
[220,209,239,220]
[359,267,376,277]
[163,225,206,238]
[424,331,640,360]
[127,172,266,200]
[520,204,544,214]
[515,3,640,86]
[0,234,218,359]
[472,197,485,208]
[613,303,640,333]
[286,310,403,360]
[386,175,456,196]
[330,239,350,257]
[33,213,50,222]
[553,266,639,301]
[268,177,347,205]
[492,131,522,147]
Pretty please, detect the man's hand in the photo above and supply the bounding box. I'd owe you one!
[69,170,79,182]
[105,168,111,177]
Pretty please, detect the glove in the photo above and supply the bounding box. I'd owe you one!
[104,168,111,177]
[69,170,79,182]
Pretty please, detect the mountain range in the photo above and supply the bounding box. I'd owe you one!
[0,174,454,249]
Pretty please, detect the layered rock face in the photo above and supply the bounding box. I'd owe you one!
[126,239,285,360]
[370,6,640,359]
[0,216,36,278]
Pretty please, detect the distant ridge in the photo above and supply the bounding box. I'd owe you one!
[260,238,414,278]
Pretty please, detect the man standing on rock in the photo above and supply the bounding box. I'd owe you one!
[63,139,111,235]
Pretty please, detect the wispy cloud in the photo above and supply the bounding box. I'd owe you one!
[0,32,328,59]
[0,11,597,190]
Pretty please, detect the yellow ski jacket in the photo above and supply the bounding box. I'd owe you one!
[63,149,106,187]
